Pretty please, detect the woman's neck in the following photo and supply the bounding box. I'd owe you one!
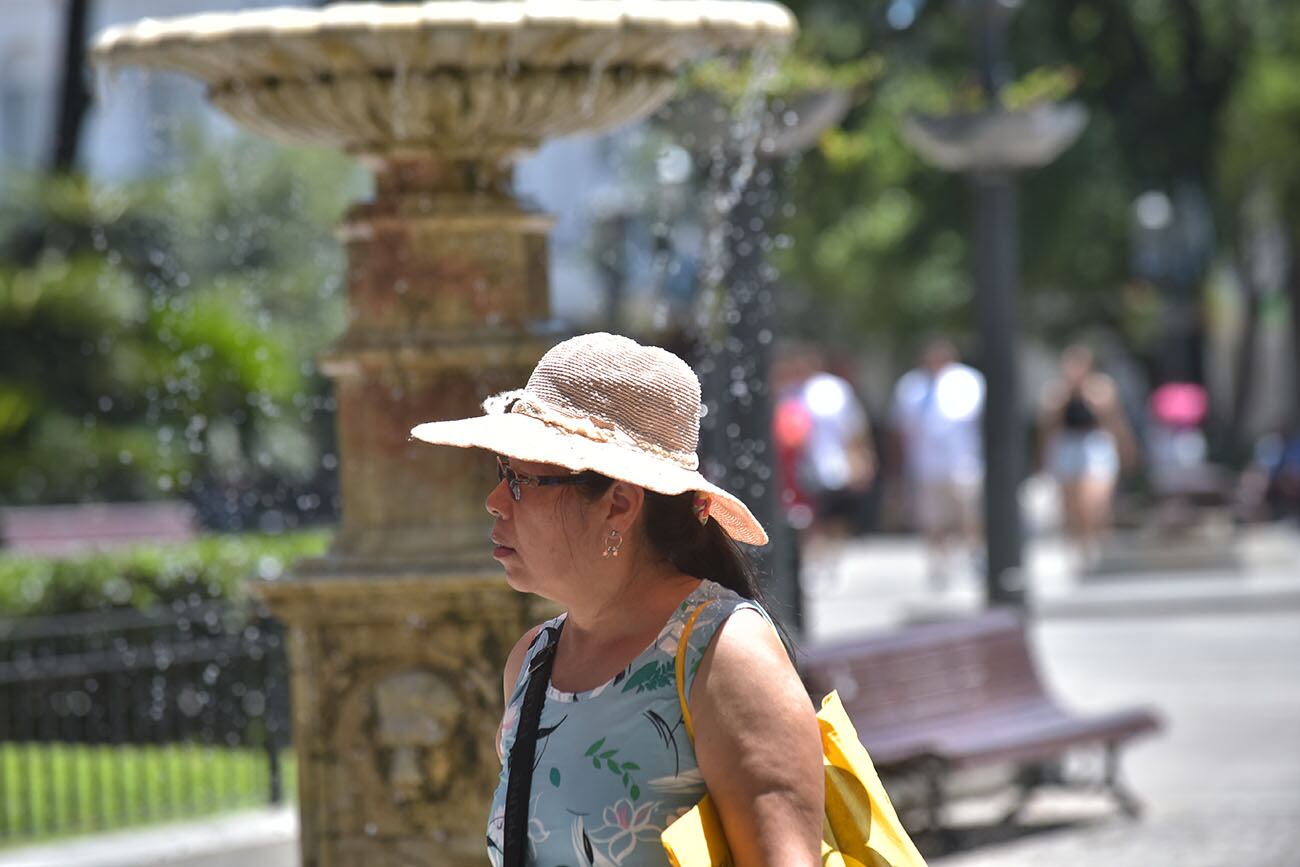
[545,560,699,694]
[562,561,698,647]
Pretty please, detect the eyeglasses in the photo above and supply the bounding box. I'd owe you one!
[495,456,601,501]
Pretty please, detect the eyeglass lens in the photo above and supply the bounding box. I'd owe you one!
[495,458,521,500]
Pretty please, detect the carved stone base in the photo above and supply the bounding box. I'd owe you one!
[255,569,555,867]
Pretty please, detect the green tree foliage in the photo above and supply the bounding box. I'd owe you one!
[0,133,361,521]
[1219,34,1300,223]
[768,1,973,350]
[769,0,1294,372]
[1216,4,1300,422]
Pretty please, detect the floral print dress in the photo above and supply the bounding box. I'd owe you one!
[486,580,771,867]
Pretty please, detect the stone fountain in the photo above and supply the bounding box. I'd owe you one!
[93,3,794,865]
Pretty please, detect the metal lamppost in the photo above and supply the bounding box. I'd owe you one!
[903,0,1086,607]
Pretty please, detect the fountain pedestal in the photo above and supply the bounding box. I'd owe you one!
[260,574,544,866]
[323,155,556,569]
[259,152,558,866]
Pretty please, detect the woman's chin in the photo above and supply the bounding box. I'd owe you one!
[500,569,560,603]
[499,564,533,594]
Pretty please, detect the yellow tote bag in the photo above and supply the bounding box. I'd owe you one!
[661,602,928,867]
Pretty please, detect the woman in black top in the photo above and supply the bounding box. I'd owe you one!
[1038,345,1137,571]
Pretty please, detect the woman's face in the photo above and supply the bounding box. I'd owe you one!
[485,456,601,598]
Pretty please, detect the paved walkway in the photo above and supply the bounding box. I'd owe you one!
[802,523,1300,638]
[936,807,1300,867]
[930,611,1300,866]
[0,807,296,867]
[802,525,1300,867]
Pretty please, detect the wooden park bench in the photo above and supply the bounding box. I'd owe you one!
[800,609,1161,836]
[0,501,197,556]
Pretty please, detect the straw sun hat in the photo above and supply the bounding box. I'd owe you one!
[409,332,768,546]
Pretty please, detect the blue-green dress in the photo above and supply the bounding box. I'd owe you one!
[486,579,770,866]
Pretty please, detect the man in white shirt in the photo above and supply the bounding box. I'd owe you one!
[774,348,876,594]
[891,340,985,588]
[798,370,875,529]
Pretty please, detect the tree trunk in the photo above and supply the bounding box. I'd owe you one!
[50,0,91,174]
[1230,252,1262,453]
[1287,247,1300,429]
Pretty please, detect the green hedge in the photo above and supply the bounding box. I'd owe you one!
[0,531,330,618]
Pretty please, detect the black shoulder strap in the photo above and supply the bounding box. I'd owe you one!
[503,623,562,867]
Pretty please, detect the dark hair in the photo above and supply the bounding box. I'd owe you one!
[645,488,794,655]
[570,476,783,632]
[642,490,764,601]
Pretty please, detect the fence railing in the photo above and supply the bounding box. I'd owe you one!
[0,600,291,843]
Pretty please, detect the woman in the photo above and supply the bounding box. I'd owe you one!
[410,333,824,867]
[1038,344,1137,570]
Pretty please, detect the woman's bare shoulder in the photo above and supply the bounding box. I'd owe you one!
[693,606,802,708]
[709,606,787,665]
[501,621,549,703]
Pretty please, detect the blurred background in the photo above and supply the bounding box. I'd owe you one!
[1,0,1297,865]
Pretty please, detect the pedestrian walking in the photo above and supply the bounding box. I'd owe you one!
[1239,423,1300,523]
[1039,344,1137,570]
[773,348,876,591]
[891,339,986,589]
[410,333,824,867]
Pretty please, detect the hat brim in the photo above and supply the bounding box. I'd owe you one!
[410,414,769,547]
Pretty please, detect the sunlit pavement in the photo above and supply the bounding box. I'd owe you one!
[802,525,1300,867]
[0,806,296,867]
[801,524,1300,639]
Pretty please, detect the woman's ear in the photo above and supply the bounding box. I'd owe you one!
[604,481,646,533]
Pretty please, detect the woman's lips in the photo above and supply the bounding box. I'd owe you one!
[491,538,516,558]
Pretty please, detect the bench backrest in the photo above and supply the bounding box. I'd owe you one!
[800,609,1046,732]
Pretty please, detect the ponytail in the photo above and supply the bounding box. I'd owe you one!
[642,490,791,654]
[641,490,761,601]
[571,476,785,642]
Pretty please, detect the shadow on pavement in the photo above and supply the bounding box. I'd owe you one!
[919,815,1116,860]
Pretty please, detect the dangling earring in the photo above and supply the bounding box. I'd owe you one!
[602,528,623,559]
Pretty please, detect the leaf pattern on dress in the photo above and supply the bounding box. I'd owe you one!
[643,709,676,747]
[533,713,567,770]
[620,659,674,694]
[583,738,643,798]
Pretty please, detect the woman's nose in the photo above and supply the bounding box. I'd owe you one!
[485,477,511,518]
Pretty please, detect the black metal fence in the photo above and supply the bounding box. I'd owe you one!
[0,601,291,842]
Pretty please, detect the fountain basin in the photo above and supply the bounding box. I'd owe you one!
[93,1,797,159]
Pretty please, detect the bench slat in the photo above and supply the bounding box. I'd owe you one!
[799,611,1161,772]
[860,701,1160,767]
